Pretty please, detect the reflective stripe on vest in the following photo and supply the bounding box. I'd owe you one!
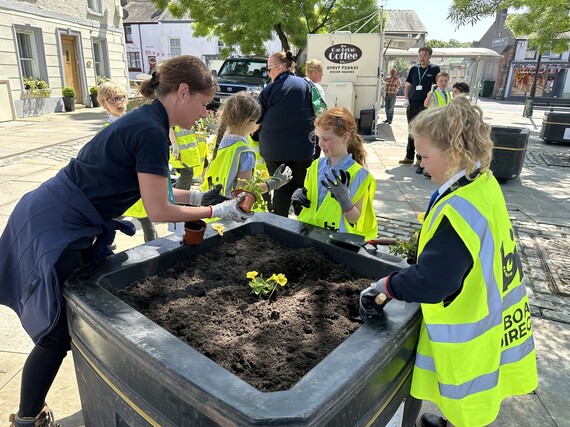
[202,142,253,196]
[416,193,534,400]
[431,90,450,108]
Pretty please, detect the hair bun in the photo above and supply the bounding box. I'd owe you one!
[285,51,294,60]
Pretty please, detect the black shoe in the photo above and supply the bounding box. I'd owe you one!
[383,119,390,123]
[415,166,424,174]
[423,170,431,178]
[386,121,392,124]
[420,412,447,427]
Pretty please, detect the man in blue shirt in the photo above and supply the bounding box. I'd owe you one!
[399,46,440,174]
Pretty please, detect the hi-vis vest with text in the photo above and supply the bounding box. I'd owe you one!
[298,158,378,240]
[169,126,201,170]
[411,173,537,427]
[202,139,254,197]
[429,89,451,109]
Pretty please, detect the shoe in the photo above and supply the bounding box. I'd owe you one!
[423,170,431,178]
[420,412,447,427]
[386,121,392,124]
[383,119,390,123]
[9,403,61,427]
[398,157,414,165]
[416,166,424,174]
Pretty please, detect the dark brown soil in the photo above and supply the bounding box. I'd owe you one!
[113,234,372,392]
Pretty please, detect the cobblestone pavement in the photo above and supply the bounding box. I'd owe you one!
[377,214,570,326]
[0,136,90,167]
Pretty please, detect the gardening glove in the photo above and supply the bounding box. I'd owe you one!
[200,184,229,206]
[211,192,252,222]
[402,99,409,109]
[322,169,353,212]
[171,141,180,160]
[359,276,391,321]
[291,187,311,209]
[265,163,293,191]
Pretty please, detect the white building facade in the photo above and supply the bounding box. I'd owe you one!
[123,1,283,80]
[0,0,129,120]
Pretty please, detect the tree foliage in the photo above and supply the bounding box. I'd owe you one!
[427,39,472,48]
[448,0,570,53]
[151,0,380,59]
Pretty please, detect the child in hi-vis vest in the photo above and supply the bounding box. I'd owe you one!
[291,107,378,239]
[203,92,292,213]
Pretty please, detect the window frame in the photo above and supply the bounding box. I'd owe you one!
[169,37,181,56]
[92,38,110,80]
[127,51,142,72]
[125,25,133,44]
[14,25,49,91]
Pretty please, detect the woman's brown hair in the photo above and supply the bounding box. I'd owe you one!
[139,55,218,100]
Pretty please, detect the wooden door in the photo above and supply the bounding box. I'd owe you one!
[61,35,82,103]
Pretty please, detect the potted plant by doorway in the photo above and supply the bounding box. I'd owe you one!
[62,86,76,112]
[89,86,99,108]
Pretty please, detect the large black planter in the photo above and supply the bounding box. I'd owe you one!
[90,93,99,108]
[64,214,421,427]
[62,96,75,112]
[490,125,529,182]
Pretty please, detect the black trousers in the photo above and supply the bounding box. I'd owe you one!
[18,248,88,417]
[405,100,427,161]
[265,159,313,217]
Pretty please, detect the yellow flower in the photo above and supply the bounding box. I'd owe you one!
[212,223,225,236]
[275,273,287,286]
[268,273,278,282]
[246,271,258,279]
[417,212,425,224]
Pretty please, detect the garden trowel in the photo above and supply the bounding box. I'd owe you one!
[328,232,397,251]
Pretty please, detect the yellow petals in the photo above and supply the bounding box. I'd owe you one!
[246,271,258,279]
[417,212,425,224]
[211,223,225,236]
[275,273,287,286]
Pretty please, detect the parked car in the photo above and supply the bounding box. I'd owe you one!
[209,56,270,109]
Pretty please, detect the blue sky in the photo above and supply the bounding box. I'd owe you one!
[382,0,496,43]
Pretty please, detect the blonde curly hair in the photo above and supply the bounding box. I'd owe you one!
[409,96,494,180]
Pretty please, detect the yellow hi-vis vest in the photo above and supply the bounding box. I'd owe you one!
[411,173,537,427]
[297,158,378,240]
[194,131,210,176]
[247,135,268,175]
[429,89,451,109]
[169,126,201,170]
[202,139,254,197]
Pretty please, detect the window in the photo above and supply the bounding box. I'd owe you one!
[169,38,181,56]
[125,25,133,44]
[548,51,562,60]
[127,52,142,71]
[16,31,39,79]
[87,0,102,14]
[525,49,537,60]
[92,39,109,79]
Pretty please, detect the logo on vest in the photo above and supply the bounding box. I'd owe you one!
[323,221,339,232]
[501,228,523,293]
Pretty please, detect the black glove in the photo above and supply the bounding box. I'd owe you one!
[201,184,230,206]
[291,187,311,209]
[359,276,391,321]
[321,169,353,212]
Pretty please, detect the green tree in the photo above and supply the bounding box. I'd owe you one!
[448,0,570,54]
[151,0,381,59]
[427,39,472,48]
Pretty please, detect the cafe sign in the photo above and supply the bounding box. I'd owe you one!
[324,44,362,64]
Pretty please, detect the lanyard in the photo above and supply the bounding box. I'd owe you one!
[167,174,175,204]
[417,65,429,83]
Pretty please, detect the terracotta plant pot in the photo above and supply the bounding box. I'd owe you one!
[231,189,256,213]
[183,220,206,245]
